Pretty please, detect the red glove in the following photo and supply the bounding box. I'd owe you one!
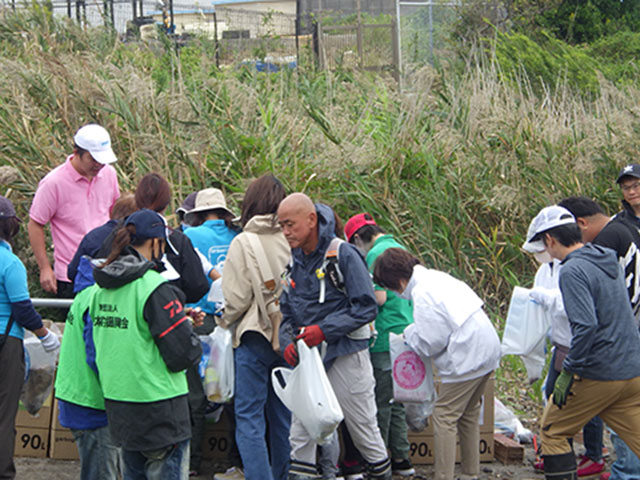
[296,325,325,347]
[283,343,299,367]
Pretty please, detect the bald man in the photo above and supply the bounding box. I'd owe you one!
[277,194,392,480]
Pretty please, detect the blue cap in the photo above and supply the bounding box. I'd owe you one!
[125,209,166,242]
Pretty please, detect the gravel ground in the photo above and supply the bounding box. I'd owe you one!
[13,436,615,480]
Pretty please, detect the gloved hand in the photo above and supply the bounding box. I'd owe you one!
[530,287,556,309]
[552,370,574,409]
[283,343,299,367]
[38,330,60,352]
[296,325,325,347]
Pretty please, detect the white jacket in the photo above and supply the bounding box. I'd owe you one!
[402,265,501,383]
[533,260,571,348]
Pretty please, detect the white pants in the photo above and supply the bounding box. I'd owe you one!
[290,349,389,465]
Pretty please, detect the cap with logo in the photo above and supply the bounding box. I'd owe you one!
[616,164,640,184]
[523,205,575,253]
[125,209,166,242]
[0,196,18,220]
[344,213,377,242]
[74,124,118,165]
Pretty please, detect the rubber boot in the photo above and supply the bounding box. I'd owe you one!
[544,452,578,480]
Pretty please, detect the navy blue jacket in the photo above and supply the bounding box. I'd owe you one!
[560,244,640,380]
[67,219,120,285]
[279,204,378,368]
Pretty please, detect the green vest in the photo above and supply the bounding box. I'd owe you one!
[54,284,105,410]
[90,270,188,402]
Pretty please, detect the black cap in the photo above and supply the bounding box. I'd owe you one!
[0,196,18,219]
[617,164,640,184]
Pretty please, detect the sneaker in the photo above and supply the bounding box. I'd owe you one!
[577,457,605,477]
[340,460,365,480]
[214,467,245,480]
[600,474,610,480]
[391,459,416,477]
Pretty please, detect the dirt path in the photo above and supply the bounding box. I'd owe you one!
[14,438,614,480]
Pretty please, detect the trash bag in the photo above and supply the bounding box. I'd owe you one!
[494,398,534,444]
[521,335,546,384]
[203,327,234,403]
[501,286,550,356]
[405,398,435,432]
[389,333,436,403]
[271,340,343,444]
[20,324,61,416]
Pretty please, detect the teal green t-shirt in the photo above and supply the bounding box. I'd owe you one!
[365,234,413,353]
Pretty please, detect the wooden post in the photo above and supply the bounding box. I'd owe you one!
[356,0,363,69]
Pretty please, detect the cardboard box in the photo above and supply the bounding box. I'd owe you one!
[202,408,233,461]
[14,426,49,458]
[15,391,53,429]
[49,428,79,460]
[408,430,494,465]
[51,397,64,431]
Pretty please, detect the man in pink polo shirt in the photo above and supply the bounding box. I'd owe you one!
[28,124,120,297]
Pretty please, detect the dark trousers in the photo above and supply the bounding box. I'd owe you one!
[0,336,25,480]
[187,365,207,472]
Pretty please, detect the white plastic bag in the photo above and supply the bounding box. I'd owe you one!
[21,324,60,415]
[494,398,534,443]
[203,327,234,403]
[501,286,551,356]
[521,336,546,384]
[389,332,436,404]
[271,340,343,444]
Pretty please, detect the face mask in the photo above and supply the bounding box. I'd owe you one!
[150,240,166,272]
[533,250,553,264]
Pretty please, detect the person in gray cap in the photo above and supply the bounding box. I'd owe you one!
[615,164,640,227]
[28,124,120,298]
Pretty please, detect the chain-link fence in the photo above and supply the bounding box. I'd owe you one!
[1,0,467,80]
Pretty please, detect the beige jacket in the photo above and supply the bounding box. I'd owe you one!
[218,214,291,348]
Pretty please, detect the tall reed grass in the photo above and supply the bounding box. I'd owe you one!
[1,5,640,334]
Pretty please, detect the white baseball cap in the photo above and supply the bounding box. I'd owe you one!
[523,205,576,253]
[73,124,117,165]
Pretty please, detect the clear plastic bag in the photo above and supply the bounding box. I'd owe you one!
[203,327,234,403]
[405,398,435,432]
[271,340,344,444]
[20,324,61,415]
[389,333,436,403]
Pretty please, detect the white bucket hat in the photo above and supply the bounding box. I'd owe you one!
[185,188,235,224]
[74,124,118,165]
[523,205,576,253]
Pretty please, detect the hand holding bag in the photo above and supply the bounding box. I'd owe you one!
[271,340,343,444]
